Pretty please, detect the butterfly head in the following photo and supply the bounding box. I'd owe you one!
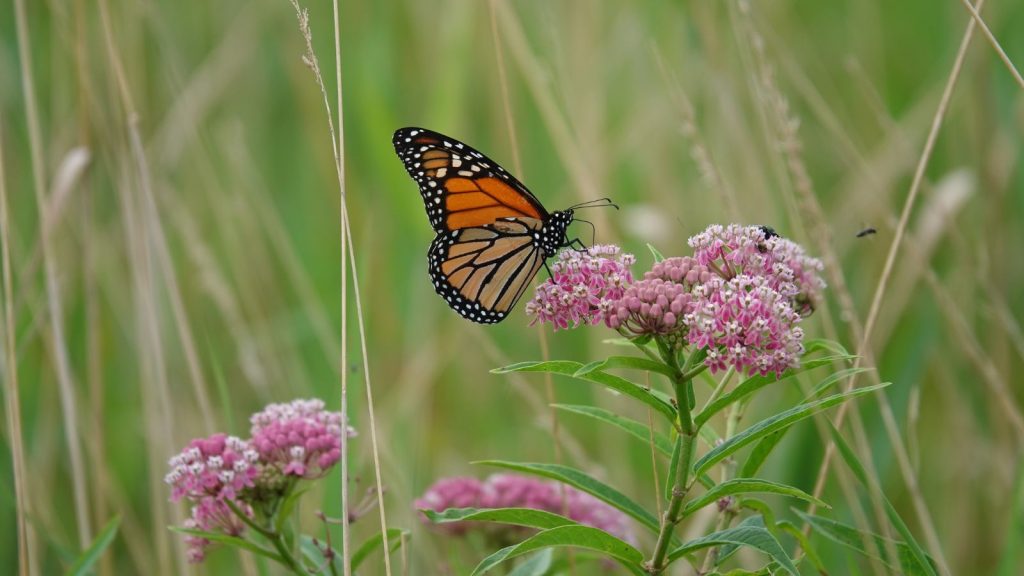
[539,209,575,257]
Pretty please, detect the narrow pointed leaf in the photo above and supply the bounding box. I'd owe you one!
[828,423,937,576]
[695,354,856,428]
[475,460,660,535]
[666,524,797,576]
[738,431,787,478]
[574,356,676,379]
[491,361,675,422]
[68,516,121,576]
[351,528,409,571]
[797,511,936,576]
[682,478,827,517]
[554,404,673,456]
[508,549,554,576]
[647,243,665,262]
[471,525,644,575]
[423,507,574,531]
[694,382,889,476]
[805,366,873,399]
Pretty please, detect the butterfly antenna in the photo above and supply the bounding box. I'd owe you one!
[569,197,619,211]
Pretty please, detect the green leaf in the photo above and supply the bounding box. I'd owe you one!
[67,516,121,576]
[491,361,676,422]
[695,354,855,428]
[710,514,768,566]
[681,478,828,517]
[169,527,284,563]
[777,519,828,574]
[647,243,665,262]
[828,424,937,576]
[574,355,676,379]
[554,404,673,456]
[475,460,661,536]
[508,549,553,576]
[423,507,574,531]
[805,366,873,399]
[738,431,786,478]
[693,382,889,476]
[274,486,309,534]
[803,338,851,357]
[471,525,644,575]
[796,511,936,576]
[351,528,409,571]
[666,524,798,576]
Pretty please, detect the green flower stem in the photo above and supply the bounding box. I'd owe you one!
[226,499,305,574]
[698,399,743,573]
[646,342,700,574]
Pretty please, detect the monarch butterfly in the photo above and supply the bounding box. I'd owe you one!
[393,127,601,324]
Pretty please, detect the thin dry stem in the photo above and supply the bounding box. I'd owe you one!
[734,2,947,571]
[14,0,93,549]
[956,0,1024,90]
[0,114,34,576]
[287,2,389,573]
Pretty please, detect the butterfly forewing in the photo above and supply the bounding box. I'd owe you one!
[393,127,548,233]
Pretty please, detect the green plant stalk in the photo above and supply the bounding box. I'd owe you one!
[226,499,305,574]
[699,399,743,573]
[646,344,700,573]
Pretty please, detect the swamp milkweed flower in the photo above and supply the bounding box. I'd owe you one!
[525,245,635,330]
[250,398,355,480]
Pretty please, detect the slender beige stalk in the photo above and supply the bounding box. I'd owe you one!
[287,2,389,572]
[97,0,188,569]
[13,0,93,549]
[956,0,1024,90]
[810,4,984,573]
[0,114,34,576]
[330,0,353,570]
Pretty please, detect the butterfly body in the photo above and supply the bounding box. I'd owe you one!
[394,127,574,324]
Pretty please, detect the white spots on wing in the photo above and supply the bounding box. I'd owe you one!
[435,168,447,178]
[458,170,473,177]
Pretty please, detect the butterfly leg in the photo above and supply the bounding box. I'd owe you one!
[568,237,588,251]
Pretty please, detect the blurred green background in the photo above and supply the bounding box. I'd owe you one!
[1,0,1022,573]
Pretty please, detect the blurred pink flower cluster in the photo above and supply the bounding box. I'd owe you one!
[526,224,825,376]
[416,473,633,543]
[166,399,355,562]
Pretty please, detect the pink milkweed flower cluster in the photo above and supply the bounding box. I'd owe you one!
[606,257,711,338]
[166,399,354,563]
[416,473,633,543]
[526,225,825,377]
[250,399,353,479]
[525,245,635,330]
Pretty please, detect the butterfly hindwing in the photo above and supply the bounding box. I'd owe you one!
[393,127,549,234]
[428,219,546,324]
